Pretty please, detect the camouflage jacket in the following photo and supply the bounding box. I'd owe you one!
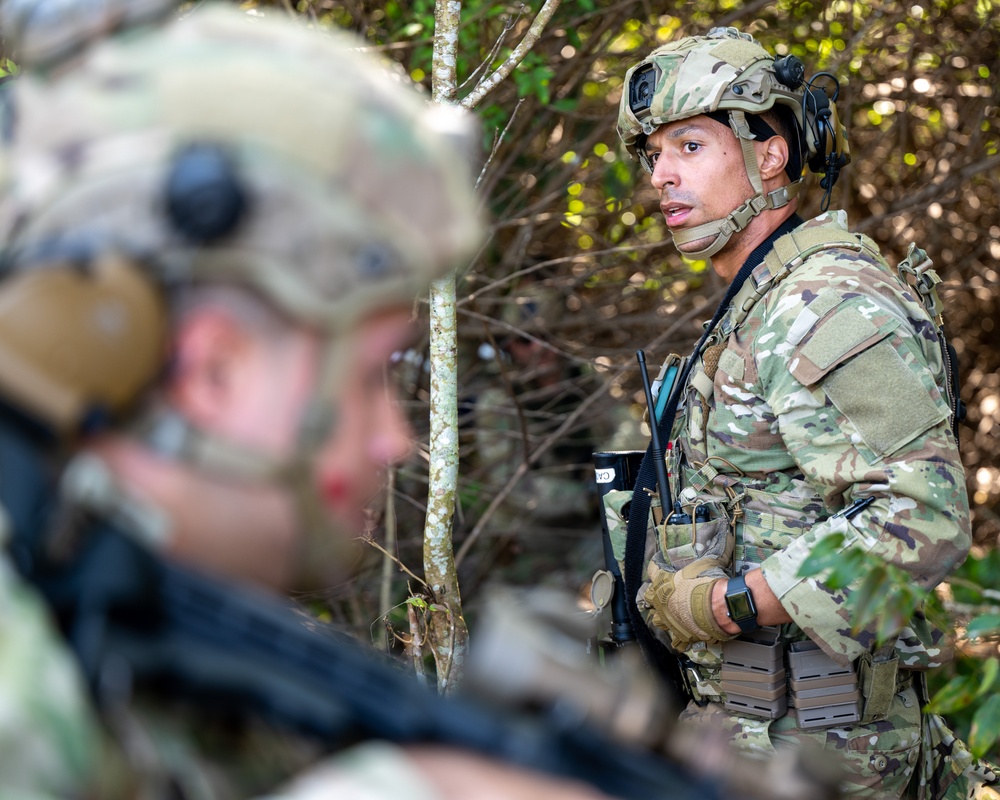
[0,549,106,798]
[640,210,971,675]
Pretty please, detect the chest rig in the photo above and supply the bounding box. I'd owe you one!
[668,224,887,541]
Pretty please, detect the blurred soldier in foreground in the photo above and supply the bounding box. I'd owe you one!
[611,26,995,799]
[0,3,630,797]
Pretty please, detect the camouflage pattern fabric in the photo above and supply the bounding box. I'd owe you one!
[617,29,801,152]
[100,695,442,799]
[0,548,104,797]
[0,3,481,798]
[263,742,440,800]
[634,211,972,798]
[0,5,481,337]
[0,514,448,800]
[917,708,999,800]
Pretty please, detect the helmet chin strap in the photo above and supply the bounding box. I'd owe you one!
[670,110,802,260]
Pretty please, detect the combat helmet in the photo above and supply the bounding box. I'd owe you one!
[0,2,482,584]
[617,27,850,258]
[0,3,480,439]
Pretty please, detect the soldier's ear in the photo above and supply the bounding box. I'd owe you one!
[167,308,255,428]
[757,134,790,182]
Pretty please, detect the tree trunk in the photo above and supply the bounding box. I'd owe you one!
[424,0,469,693]
[423,0,562,692]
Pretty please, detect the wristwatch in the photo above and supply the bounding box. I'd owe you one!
[724,573,759,633]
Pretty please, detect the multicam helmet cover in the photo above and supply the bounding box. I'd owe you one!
[616,27,849,258]
[0,3,482,435]
[617,28,810,165]
[0,2,484,589]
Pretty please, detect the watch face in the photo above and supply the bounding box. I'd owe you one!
[726,590,755,621]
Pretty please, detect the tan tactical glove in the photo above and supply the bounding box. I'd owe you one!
[642,539,736,650]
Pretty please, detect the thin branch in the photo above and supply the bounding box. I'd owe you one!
[476,99,525,191]
[460,0,563,110]
[363,534,429,590]
[854,154,1000,235]
[459,12,518,92]
[407,601,428,684]
[460,306,593,367]
[376,466,397,651]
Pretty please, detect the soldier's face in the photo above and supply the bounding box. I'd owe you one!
[208,306,415,537]
[644,115,757,272]
[308,308,416,532]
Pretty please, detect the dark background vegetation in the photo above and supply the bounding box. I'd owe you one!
[238,0,1000,750]
[319,0,1000,750]
[271,0,999,609]
[8,0,998,755]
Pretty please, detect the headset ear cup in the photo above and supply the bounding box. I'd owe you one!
[0,254,167,434]
[806,88,833,173]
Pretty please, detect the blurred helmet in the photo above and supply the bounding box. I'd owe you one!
[0,3,482,586]
[617,27,850,258]
[0,3,481,438]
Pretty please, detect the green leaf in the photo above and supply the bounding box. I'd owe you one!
[969,693,1000,758]
[976,658,1000,698]
[966,614,1000,641]
[926,673,979,715]
[851,565,887,631]
[824,549,867,590]
[405,596,428,610]
[796,532,847,578]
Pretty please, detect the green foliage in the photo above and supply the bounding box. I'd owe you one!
[800,541,1000,758]
[927,658,998,715]
[923,550,1000,758]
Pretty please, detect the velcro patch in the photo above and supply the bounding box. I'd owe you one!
[825,340,948,457]
[802,307,879,370]
[718,348,745,381]
[711,40,766,69]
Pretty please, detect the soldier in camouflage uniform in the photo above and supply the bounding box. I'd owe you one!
[612,27,992,799]
[0,3,612,798]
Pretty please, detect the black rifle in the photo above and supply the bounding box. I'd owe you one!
[0,409,720,800]
[16,520,722,800]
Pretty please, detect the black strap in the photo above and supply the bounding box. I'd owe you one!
[623,216,802,697]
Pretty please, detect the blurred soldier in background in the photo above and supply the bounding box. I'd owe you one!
[471,274,643,590]
[613,26,991,799]
[0,2,615,797]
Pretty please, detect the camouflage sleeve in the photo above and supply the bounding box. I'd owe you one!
[752,257,971,662]
[0,554,104,798]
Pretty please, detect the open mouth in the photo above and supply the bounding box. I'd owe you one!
[660,203,692,226]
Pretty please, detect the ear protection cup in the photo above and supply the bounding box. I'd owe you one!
[804,81,851,194]
[0,254,168,435]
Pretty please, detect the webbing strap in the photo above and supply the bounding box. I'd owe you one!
[721,225,881,334]
[762,225,872,278]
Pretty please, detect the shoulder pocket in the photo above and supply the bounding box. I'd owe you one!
[789,302,948,458]
[789,304,898,386]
